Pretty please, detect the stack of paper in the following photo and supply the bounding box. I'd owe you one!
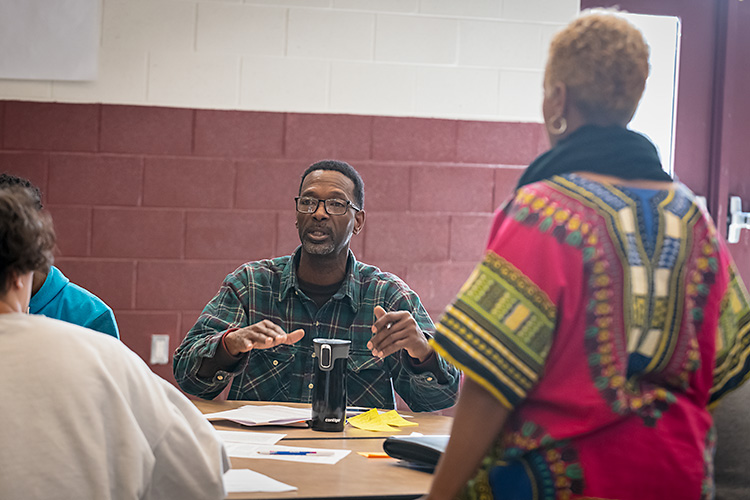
[214,429,349,464]
[204,405,312,427]
[225,443,350,464]
[216,429,286,446]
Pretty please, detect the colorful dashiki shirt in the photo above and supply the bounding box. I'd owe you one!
[432,174,750,500]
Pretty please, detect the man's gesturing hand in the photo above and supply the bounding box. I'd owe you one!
[224,320,305,357]
[367,305,432,362]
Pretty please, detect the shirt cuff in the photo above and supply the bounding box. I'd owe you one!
[196,328,244,378]
[403,349,449,384]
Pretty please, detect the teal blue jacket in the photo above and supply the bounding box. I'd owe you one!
[29,266,119,339]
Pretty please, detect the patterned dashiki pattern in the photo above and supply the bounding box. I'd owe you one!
[433,173,750,500]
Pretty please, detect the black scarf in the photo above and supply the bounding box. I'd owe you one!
[516,125,672,189]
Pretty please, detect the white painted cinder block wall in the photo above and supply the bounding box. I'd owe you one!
[0,0,580,122]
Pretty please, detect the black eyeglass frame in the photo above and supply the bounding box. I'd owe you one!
[294,196,361,216]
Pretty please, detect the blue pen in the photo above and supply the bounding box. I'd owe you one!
[257,450,334,456]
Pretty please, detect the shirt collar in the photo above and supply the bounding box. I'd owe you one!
[28,266,69,313]
[279,246,360,313]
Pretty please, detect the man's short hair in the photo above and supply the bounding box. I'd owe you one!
[299,160,365,210]
[0,188,55,293]
[0,173,43,210]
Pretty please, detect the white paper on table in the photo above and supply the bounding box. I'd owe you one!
[204,405,312,426]
[216,430,286,446]
[224,443,350,465]
[223,469,297,493]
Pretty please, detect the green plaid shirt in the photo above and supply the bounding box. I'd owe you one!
[173,248,459,412]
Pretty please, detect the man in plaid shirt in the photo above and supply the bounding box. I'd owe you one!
[173,160,459,411]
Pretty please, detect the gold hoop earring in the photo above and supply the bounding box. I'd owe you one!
[548,116,567,136]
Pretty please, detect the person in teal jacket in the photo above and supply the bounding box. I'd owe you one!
[0,173,119,339]
[29,265,119,339]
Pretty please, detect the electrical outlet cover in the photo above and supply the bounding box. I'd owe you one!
[150,334,170,365]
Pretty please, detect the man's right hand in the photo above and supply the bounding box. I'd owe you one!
[224,320,305,356]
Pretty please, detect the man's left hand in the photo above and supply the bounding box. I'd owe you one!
[367,305,433,362]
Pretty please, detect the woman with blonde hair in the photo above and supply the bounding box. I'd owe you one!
[424,11,750,500]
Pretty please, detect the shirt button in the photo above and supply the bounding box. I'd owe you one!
[217,375,224,381]
[308,383,314,389]
[272,360,279,366]
[315,321,320,327]
[426,377,433,382]
[311,353,316,358]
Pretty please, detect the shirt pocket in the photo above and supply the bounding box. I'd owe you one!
[346,352,392,408]
[243,348,296,401]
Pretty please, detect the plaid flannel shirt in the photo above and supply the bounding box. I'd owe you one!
[173,248,459,412]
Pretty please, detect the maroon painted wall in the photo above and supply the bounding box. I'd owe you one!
[0,100,547,381]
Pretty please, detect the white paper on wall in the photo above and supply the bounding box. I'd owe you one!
[0,0,100,81]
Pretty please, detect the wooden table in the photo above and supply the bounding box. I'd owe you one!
[192,399,453,500]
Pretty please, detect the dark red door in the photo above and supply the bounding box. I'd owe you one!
[715,1,750,280]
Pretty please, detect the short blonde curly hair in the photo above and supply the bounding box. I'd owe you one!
[545,10,650,125]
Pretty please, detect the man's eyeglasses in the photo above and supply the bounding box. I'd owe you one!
[295,197,361,216]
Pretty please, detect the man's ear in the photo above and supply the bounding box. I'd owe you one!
[12,272,25,291]
[353,210,365,235]
[5,271,27,294]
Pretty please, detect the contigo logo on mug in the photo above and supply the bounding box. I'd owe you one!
[325,417,341,423]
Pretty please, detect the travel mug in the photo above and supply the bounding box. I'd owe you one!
[311,338,351,431]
